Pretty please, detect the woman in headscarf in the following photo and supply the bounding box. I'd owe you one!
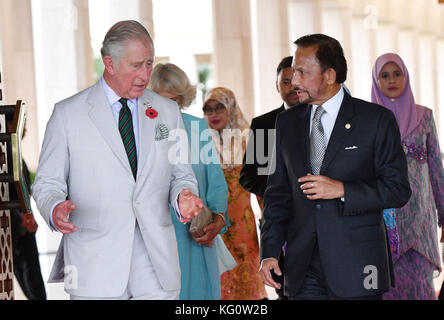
[203,87,267,300]
[372,53,444,300]
[149,63,235,299]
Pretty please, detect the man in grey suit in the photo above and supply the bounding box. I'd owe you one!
[33,20,202,300]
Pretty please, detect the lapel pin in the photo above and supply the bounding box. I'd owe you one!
[143,101,158,119]
[345,123,351,130]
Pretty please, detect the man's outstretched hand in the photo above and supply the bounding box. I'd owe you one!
[178,189,203,223]
[52,200,78,234]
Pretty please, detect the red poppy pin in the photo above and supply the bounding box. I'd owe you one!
[146,108,158,119]
[143,101,158,119]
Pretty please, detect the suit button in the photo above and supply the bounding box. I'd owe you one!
[315,204,321,210]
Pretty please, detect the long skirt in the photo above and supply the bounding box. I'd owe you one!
[383,249,437,300]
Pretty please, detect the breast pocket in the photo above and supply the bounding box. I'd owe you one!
[342,144,371,157]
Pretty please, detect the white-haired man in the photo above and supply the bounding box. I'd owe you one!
[33,20,202,300]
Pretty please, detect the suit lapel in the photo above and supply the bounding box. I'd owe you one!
[296,105,312,173]
[136,90,156,177]
[87,82,133,175]
[320,93,356,173]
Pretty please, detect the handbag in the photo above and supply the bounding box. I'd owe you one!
[189,204,213,238]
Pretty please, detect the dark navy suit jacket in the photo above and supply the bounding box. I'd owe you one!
[260,92,411,298]
[239,105,285,198]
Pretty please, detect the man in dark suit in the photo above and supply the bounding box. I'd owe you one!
[259,34,411,300]
[240,56,303,300]
[239,56,300,199]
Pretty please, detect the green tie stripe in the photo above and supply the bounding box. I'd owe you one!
[118,98,137,180]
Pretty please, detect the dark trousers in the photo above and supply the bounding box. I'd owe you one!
[290,240,382,300]
[11,210,47,300]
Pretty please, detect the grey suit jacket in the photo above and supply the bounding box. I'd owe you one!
[33,81,198,297]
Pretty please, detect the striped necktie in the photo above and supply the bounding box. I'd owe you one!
[310,105,326,175]
[118,98,137,180]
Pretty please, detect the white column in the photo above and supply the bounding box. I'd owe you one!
[288,0,322,42]
[138,0,154,36]
[0,0,40,171]
[418,34,436,113]
[430,0,444,140]
[74,0,95,92]
[251,0,292,116]
[349,11,373,101]
[212,0,255,122]
[32,0,94,151]
[319,1,353,94]
[30,1,93,300]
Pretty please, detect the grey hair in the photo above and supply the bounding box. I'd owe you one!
[101,20,154,66]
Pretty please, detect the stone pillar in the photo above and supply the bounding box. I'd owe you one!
[416,0,440,118]
[30,0,94,276]
[31,0,94,151]
[74,0,95,93]
[212,0,255,122]
[251,0,292,116]
[288,0,322,42]
[139,0,154,37]
[0,0,40,172]
[348,1,374,100]
[319,0,353,93]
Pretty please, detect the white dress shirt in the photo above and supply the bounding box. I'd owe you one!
[309,87,344,146]
[310,87,345,202]
[101,77,140,158]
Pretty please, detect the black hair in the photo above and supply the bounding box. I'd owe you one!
[276,56,293,77]
[294,34,347,83]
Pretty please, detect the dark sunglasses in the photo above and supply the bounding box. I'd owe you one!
[203,103,226,115]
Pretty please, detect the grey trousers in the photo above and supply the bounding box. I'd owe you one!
[71,223,180,300]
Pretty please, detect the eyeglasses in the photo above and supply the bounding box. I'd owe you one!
[202,103,226,115]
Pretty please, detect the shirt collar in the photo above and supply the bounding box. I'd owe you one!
[312,86,344,119]
[100,76,138,107]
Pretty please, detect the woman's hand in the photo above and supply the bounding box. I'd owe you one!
[192,213,225,247]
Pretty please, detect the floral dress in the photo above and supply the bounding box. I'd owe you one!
[220,166,267,300]
[383,106,444,300]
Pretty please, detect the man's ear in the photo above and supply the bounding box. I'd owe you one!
[276,81,280,93]
[103,56,116,75]
[324,68,337,85]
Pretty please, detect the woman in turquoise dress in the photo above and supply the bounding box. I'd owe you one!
[149,62,233,299]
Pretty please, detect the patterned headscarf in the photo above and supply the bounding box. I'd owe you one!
[203,87,250,168]
[371,53,424,141]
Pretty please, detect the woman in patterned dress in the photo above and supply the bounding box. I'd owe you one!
[203,87,267,300]
[371,53,444,299]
